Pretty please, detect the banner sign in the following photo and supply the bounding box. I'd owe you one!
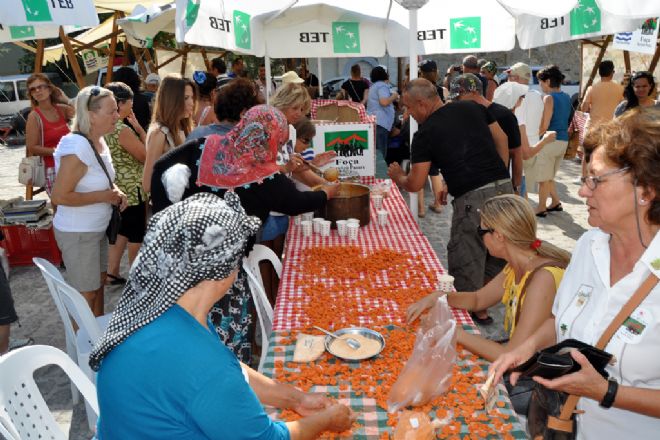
[0,0,98,27]
[613,18,659,55]
[312,123,375,177]
[81,46,109,75]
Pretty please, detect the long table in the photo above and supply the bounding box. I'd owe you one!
[263,178,527,439]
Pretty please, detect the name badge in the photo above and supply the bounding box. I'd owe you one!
[614,308,651,344]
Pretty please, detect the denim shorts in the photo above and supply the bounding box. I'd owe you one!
[259,215,290,242]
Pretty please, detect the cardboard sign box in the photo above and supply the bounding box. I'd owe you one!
[311,123,375,177]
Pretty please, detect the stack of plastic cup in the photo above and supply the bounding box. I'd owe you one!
[301,212,314,222]
[372,194,383,210]
[336,220,348,237]
[346,223,359,241]
[347,218,360,227]
[301,220,313,237]
[312,217,324,233]
[320,220,331,237]
[437,274,455,292]
[377,209,388,226]
[293,215,301,226]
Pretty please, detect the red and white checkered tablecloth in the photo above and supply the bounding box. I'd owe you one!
[273,177,473,331]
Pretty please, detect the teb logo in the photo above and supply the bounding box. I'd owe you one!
[570,0,601,36]
[450,17,481,49]
[233,10,251,50]
[185,0,200,27]
[22,0,53,22]
[332,22,360,54]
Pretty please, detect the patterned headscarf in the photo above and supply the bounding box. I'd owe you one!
[449,73,482,99]
[89,192,261,371]
[197,104,289,189]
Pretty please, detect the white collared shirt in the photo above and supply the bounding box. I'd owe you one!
[552,228,660,439]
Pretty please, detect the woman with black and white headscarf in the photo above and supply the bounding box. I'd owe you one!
[91,192,352,439]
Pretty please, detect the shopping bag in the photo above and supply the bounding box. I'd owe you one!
[387,297,457,412]
[18,156,46,188]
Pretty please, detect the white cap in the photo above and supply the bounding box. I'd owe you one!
[145,73,160,85]
[281,71,304,84]
[493,82,529,110]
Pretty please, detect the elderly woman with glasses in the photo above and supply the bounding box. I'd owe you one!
[91,193,353,439]
[51,86,128,316]
[491,109,660,438]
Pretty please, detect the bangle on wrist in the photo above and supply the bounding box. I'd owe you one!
[599,377,618,408]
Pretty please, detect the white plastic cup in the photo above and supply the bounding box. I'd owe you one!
[347,223,359,241]
[320,220,331,237]
[336,220,348,237]
[312,217,324,233]
[377,209,388,226]
[293,215,301,226]
[301,212,314,222]
[437,274,455,292]
[372,194,383,210]
[346,218,360,227]
[301,220,313,237]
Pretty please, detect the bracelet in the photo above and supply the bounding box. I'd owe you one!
[599,377,618,408]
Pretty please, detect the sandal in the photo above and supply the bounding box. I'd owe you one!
[535,211,547,218]
[547,203,563,212]
[470,312,494,325]
[107,273,127,285]
[428,204,443,213]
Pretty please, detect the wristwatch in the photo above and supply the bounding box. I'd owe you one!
[599,377,618,408]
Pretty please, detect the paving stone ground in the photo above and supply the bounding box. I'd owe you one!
[1,142,589,439]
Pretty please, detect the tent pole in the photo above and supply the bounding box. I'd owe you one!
[201,48,211,71]
[623,50,631,73]
[648,39,660,73]
[265,55,273,105]
[106,11,120,84]
[34,40,44,73]
[180,47,190,76]
[317,57,322,98]
[60,27,85,89]
[408,8,419,221]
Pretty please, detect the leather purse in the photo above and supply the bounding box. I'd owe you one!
[513,339,612,380]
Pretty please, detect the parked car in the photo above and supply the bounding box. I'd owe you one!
[497,66,580,108]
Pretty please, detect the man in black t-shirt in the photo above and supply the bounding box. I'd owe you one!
[450,73,523,195]
[388,78,512,295]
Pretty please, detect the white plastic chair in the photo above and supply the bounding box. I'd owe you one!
[243,245,281,372]
[32,257,112,429]
[244,244,282,294]
[0,345,99,440]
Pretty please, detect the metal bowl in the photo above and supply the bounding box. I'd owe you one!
[324,327,385,362]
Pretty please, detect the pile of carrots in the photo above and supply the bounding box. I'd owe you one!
[271,246,517,439]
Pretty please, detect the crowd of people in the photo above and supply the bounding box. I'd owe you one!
[1,53,659,439]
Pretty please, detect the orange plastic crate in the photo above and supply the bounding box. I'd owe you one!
[0,224,62,267]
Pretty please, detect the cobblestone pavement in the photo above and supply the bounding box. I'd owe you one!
[1,142,589,439]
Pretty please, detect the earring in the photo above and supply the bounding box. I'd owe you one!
[640,198,647,204]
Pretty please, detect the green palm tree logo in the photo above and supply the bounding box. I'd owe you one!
[21,0,53,23]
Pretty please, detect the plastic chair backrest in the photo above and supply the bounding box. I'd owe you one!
[0,412,19,440]
[0,345,99,440]
[244,244,282,294]
[243,261,273,372]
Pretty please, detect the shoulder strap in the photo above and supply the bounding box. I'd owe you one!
[33,109,44,149]
[73,131,113,190]
[514,261,566,326]
[551,273,659,431]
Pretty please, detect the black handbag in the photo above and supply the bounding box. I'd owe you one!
[75,131,122,245]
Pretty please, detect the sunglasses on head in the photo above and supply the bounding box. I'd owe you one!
[477,225,494,238]
[87,87,101,110]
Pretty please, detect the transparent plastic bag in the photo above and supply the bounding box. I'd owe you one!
[387,297,456,413]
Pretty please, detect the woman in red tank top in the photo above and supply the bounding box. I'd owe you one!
[25,74,74,195]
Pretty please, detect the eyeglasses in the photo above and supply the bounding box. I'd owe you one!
[580,167,629,190]
[87,87,101,110]
[477,225,494,238]
[28,84,48,94]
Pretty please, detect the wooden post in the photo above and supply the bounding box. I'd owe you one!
[649,39,660,73]
[200,48,211,71]
[34,40,44,73]
[581,35,612,100]
[180,47,189,76]
[144,48,156,72]
[106,11,120,84]
[623,50,631,73]
[60,27,85,88]
[131,47,149,78]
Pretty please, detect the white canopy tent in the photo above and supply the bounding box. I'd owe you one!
[0,0,99,27]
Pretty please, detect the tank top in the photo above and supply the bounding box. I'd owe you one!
[548,91,572,141]
[34,106,70,168]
